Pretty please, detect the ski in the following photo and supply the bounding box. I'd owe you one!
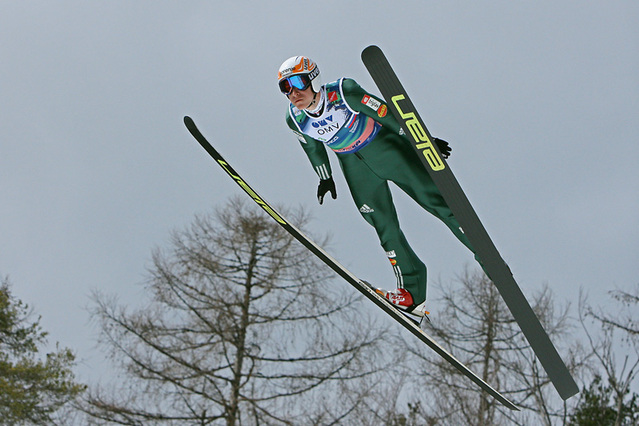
[184,116,519,411]
[361,45,578,400]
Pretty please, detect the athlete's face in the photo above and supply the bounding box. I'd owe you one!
[287,86,315,110]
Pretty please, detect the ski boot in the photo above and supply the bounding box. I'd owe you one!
[375,288,430,322]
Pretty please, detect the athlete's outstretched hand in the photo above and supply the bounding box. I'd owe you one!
[434,138,451,159]
[317,177,337,204]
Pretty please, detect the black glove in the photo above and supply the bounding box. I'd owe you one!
[434,138,451,159]
[317,177,337,204]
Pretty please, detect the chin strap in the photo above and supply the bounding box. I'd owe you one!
[306,87,325,116]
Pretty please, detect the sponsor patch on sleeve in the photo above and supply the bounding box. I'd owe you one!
[361,95,386,116]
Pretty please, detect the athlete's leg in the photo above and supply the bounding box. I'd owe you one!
[361,134,477,255]
[337,153,428,304]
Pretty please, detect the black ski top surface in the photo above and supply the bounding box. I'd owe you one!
[183,116,519,411]
[361,45,578,400]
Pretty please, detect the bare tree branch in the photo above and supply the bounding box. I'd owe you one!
[80,197,393,424]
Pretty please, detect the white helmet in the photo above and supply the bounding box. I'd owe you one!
[277,56,322,94]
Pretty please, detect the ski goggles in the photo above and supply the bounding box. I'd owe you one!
[279,74,312,95]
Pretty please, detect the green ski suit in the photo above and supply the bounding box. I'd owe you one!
[285,78,475,305]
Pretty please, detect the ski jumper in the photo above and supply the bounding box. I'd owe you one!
[285,78,475,305]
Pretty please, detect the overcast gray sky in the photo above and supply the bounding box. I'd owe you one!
[2,1,637,386]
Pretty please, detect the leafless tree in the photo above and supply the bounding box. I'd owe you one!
[393,268,586,426]
[574,285,639,425]
[81,197,392,425]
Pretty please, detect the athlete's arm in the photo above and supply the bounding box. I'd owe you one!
[342,78,451,158]
[285,113,332,180]
[341,78,403,134]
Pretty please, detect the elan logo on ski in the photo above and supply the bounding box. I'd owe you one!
[390,94,445,172]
